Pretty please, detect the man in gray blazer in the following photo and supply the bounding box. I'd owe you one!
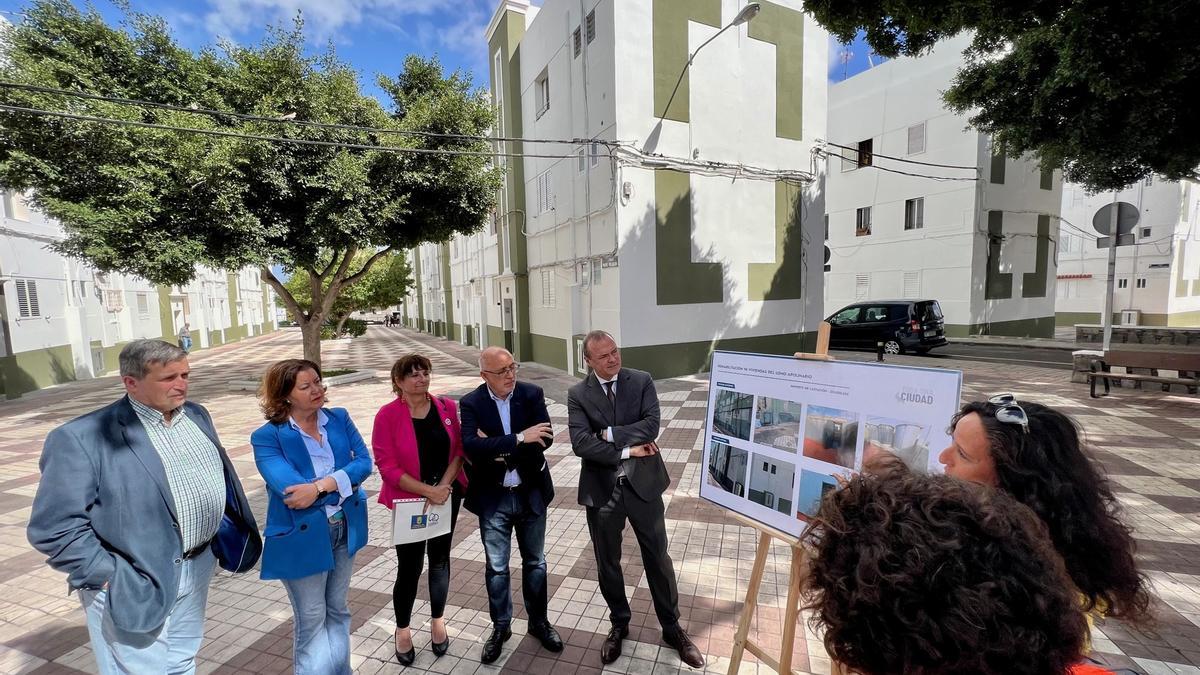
[567,331,703,668]
[27,339,259,675]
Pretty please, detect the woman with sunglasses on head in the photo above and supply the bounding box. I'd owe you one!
[372,354,466,666]
[940,394,1152,630]
[252,359,374,675]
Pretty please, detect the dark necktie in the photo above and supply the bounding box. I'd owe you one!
[603,381,616,415]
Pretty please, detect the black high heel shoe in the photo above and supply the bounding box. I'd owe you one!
[395,646,415,666]
[431,638,450,657]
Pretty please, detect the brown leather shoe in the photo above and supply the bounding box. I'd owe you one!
[663,626,705,668]
[600,624,629,664]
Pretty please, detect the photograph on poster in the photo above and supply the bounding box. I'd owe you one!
[797,470,840,518]
[707,440,749,498]
[751,397,803,452]
[748,457,796,515]
[863,416,933,472]
[803,405,861,469]
[713,389,754,441]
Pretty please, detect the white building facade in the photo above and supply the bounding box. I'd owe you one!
[0,189,278,399]
[825,35,1063,338]
[1057,178,1200,327]
[401,0,829,378]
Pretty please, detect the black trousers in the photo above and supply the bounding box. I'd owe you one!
[393,495,461,627]
[585,479,680,630]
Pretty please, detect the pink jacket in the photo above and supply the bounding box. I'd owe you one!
[372,395,468,508]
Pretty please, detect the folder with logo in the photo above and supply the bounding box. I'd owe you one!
[391,498,452,545]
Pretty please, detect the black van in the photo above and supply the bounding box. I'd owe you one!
[825,299,947,355]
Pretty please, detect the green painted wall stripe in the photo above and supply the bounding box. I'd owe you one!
[748,181,804,301]
[1021,214,1051,298]
[156,286,175,340]
[413,247,425,328]
[487,324,506,350]
[530,332,569,371]
[440,244,454,335]
[1177,247,1189,298]
[652,0,721,122]
[944,315,1055,338]
[621,331,816,379]
[656,170,723,305]
[985,211,1013,300]
[1,343,77,399]
[747,1,805,140]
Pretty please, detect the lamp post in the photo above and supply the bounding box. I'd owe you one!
[658,2,761,122]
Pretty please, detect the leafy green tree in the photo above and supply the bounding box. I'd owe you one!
[281,249,411,336]
[0,1,499,366]
[806,0,1200,191]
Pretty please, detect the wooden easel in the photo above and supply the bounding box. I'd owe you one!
[727,323,848,675]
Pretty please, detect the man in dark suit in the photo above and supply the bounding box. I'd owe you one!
[459,346,563,664]
[567,331,704,668]
[27,339,260,675]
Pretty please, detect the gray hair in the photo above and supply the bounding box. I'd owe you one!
[479,346,512,370]
[119,339,188,379]
[581,330,616,359]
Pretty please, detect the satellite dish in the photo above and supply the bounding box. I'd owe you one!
[824,245,831,272]
[1091,202,1139,236]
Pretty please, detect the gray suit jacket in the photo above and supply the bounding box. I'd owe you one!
[27,396,257,634]
[567,367,669,506]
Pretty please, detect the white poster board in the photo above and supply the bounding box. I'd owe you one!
[391,498,452,545]
[701,351,963,537]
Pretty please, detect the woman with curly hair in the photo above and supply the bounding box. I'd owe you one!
[802,465,1128,674]
[939,395,1151,626]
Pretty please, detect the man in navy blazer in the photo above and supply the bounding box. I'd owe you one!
[459,346,562,664]
[27,339,260,675]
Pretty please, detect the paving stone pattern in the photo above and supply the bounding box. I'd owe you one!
[0,327,1198,674]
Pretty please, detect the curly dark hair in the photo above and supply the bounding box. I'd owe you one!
[389,354,432,396]
[801,465,1087,675]
[953,400,1152,624]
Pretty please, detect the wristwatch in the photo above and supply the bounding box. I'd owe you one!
[314,480,328,498]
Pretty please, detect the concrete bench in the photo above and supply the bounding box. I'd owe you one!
[1088,350,1200,398]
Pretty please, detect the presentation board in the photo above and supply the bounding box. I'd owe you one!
[701,351,964,537]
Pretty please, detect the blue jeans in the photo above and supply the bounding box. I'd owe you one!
[281,517,353,675]
[80,548,216,675]
[479,491,548,627]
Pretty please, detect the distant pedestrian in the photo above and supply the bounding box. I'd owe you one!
[178,323,192,353]
[27,339,261,675]
[251,359,374,675]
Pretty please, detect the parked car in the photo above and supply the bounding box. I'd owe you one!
[825,299,947,355]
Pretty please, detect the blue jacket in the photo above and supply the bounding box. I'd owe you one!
[251,407,373,581]
[27,397,260,634]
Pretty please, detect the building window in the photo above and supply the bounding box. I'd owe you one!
[590,142,601,168]
[15,279,40,318]
[577,148,586,173]
[854,274,870,300]
[1136,278,1147,289]
[136,293,150,318]
[586,10,596,43]
[541,269,556,307]
[1117,278,1128,289]
[536,172,553,214]
[1144,174,1154,187]
[535,69,550,119]
[824,214,829,240]
[591,263,601,285]
[903,271,921,298]
[856,206,872,236]
[1141,227,1152,239]
[573,27,581,57]
[856,138,873,168]
[906,123,925,155]
[3,190,30,221]
[904,197,924,230]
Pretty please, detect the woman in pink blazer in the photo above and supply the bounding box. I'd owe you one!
[372,354,467,665]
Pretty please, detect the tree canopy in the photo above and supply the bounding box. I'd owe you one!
[0,0,500,364]
[806,0,1200,191]
[281,249,411,326]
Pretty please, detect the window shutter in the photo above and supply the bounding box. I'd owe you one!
[907,123,925,155]
[903,271,921,298]
[855,274,870,300]
[586,11,595,43]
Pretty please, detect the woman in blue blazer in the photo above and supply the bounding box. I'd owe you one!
[252,359,373,675]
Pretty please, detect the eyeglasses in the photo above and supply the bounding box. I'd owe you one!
[483,363,520,377]
[988,393,1029,433]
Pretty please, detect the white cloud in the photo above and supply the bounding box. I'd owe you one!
[202,0,445,43]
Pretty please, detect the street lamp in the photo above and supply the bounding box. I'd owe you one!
[657,2,761,122]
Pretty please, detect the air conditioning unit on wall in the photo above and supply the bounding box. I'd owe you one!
[1119,309,1140,326]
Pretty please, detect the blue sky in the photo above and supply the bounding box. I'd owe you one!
[0,0,875,103]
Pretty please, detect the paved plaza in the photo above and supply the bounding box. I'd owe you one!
[1,326,1199,675]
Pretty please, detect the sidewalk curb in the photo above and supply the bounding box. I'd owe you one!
[947,338,1080,352]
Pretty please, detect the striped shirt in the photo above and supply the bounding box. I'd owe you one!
[129,396,225,552]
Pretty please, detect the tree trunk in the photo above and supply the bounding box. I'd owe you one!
[335,314,350,337]
[298,314,324,369]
